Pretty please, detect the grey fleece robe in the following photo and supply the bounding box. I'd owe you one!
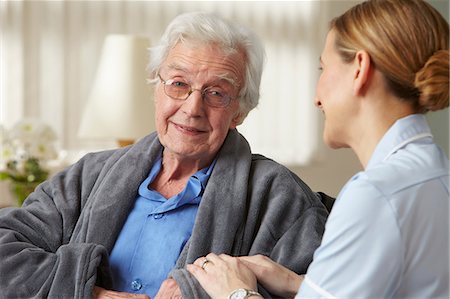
[0,129,328,298]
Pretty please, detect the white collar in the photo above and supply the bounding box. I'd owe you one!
[366,114,433,169]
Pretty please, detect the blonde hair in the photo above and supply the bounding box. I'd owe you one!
[331,0,449,112]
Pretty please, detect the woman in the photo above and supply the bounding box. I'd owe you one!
[188,0,449,298]
[0,12,328,299]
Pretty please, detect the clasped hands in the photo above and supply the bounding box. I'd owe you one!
[187,253,302,299]
[93,254,301,299]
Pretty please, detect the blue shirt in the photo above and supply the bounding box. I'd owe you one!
[297,114,449,298]
[109,154,216,298]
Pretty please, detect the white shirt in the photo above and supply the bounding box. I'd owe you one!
[297,114,449,298]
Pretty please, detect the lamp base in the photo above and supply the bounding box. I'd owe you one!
[117,139,134,147]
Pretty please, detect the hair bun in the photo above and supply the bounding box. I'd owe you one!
[414,50,449,112]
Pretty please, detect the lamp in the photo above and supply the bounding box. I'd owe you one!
[78,34,154,147]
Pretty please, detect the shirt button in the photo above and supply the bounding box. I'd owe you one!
[131,279,142,291]
[153,213,164,219]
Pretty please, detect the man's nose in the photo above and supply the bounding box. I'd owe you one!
[182,89,205,116]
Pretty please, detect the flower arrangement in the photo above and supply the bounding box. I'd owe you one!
[0,119,58,206]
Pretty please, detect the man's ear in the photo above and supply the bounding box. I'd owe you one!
[230,111,246,128]
[353,50,372,96]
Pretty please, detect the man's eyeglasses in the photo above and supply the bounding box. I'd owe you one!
[158,74,236,108]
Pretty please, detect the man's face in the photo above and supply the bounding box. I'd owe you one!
[154,42,245,163]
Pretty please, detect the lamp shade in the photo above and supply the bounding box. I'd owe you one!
[78,34,154,142]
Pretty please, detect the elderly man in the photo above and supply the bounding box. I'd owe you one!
[0,12,328,299]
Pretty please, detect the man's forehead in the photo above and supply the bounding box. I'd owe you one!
[163,51,243,86]
[163,63,239,87]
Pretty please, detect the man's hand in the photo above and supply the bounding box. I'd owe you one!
[154,278,183,299]
[92,286,150,299]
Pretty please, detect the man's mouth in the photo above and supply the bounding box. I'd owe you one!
[172,122,206,134]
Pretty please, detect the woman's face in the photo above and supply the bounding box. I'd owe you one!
[154,42,244,163]
[315,30,357,149]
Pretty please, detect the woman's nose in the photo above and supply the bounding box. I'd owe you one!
[314,96,322,109]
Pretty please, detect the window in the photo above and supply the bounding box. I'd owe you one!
[1,1,331,166]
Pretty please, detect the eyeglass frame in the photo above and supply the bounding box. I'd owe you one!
[157,74,239,108]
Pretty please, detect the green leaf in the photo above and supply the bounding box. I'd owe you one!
[0,172,10,180]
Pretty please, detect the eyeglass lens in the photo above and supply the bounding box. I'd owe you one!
[160,75,233,108]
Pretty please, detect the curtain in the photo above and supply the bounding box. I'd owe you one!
[1,1,330,166]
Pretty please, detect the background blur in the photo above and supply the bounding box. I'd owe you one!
[1,0,448,204]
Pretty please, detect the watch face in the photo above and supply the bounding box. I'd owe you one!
[230,289,247,299]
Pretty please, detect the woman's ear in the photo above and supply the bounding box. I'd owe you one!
[353,50,372,96]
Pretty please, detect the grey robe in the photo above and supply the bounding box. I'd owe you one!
[0,129,328,298]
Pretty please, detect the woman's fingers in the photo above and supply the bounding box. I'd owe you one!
[187,253,258,299]
[238,255,302,298]
[238,255,275,278]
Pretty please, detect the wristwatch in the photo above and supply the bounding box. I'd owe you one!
[228,288,262,299]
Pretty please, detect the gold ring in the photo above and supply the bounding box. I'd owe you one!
[201,258,210,270]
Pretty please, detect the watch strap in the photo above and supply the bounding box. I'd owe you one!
[228,288,262,299]
[245,289,262,297]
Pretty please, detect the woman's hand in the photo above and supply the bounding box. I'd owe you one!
[187,253,258,299]
[238,255,303,298]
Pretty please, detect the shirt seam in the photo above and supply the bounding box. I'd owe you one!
[363,180,405,294]
[303,275,337,299]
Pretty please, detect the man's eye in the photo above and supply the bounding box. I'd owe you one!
[207,89,225,98]
[171,81,188,88]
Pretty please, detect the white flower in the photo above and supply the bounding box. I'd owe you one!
[0,119,58,173]
[39,125,57,143]
[28,141,58,161]
[10,118,56,143]
[0,143,14,169]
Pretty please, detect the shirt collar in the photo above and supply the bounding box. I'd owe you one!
[366,114,433,169]
[138,152,217,210]
[145,151,217,190]
[194,158,217,190]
